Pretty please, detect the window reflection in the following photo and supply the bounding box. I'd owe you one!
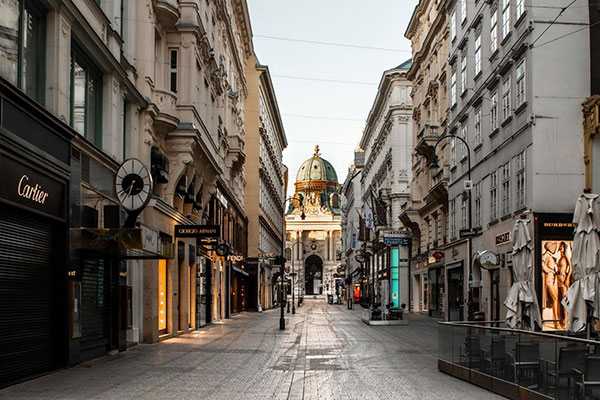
[0,0,21,86]
[73,62,85,136]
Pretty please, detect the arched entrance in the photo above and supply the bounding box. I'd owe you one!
[304,255,323,295]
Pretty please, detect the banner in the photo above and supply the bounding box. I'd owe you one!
[350,224,358,249]
[364,201,374,229]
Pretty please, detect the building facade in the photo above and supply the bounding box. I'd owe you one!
[244,55,288,311]
[285,147,342,300]
[357,62,413,313]
[445,0,588,326]
[340,149,364,304]
[0,0,279,387]
[404,0,451,318]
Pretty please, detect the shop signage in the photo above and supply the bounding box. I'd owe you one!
[432,251,444,260]
[459,228,478,238]
[383,230,410,246]
[259,252,277,259]
[142,225,159,254]
[495,231,511,246]
[174,225,220,238]
[227,255,244,262]
[0,155,65,219]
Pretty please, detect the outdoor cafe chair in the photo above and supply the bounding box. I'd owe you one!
[481,336,506,376]
[459,334,481,369]
[543,345,587,395]
[506,341,540,387]
[574,355,600,399]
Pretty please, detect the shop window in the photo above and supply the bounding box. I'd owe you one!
[158,259,167,333]
[0,0,46,103]
[71,42,103,148]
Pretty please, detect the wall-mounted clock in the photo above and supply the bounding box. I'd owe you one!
[115,158,153,212]
[311,243,317,251]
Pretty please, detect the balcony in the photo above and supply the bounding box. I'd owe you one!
[153,0,180,27]
[399,201,421,234]
[415,124,439,162]
[148,88,179,136]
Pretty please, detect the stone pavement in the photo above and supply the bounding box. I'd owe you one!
[0,300,501,399]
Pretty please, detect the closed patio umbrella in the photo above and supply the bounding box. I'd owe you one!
[505,218,542,330]
[562,193,600,335]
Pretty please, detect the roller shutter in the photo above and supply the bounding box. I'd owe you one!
[0,204,57,386]
[80,257,110,361]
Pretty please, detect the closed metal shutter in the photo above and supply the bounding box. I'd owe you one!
[0,205,56,386]
[80,257,110,361]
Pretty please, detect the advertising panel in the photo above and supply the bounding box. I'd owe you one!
[541,240,573,330]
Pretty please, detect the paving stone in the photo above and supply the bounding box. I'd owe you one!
[0,300,500,399]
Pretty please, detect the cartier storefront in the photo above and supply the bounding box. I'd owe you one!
[0,77,73,387]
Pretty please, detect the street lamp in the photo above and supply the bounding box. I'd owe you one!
[280,195,306,326]
[429,133,474,321]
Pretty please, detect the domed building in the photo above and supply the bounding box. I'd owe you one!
[285,146,342,299]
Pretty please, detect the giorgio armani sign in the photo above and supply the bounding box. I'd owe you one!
[0,155,65,219]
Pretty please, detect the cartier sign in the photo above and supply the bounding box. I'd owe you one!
[0,155,65,219]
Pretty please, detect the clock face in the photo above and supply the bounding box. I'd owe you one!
[115,158,153,212]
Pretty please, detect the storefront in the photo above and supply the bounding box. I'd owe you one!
[446,261,464,321]
[0,78,73,386]
[428,263,445,319]
[534,213,574,331]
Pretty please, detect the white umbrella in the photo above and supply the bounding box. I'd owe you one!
[505,218,542,330]
[562,193,600,334]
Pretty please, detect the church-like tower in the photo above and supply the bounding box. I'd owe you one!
[285,146,342,297]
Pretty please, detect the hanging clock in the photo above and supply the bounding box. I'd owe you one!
[115,158,153,212]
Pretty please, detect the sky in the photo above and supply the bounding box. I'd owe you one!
[247,0,419,195]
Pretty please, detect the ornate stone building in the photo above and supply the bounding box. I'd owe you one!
[357,62,413,312]
[285,147,342,298]
[404,0,451,318]
[244,55,287,311]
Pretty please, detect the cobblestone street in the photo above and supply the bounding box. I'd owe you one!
[0,299,499,400]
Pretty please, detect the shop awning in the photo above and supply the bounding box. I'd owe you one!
[69,225,173,259]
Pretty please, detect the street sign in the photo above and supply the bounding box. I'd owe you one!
[463,180,473,190]
[432,251,444,260]
[174,225,220,238]
[459,228,478,238]
[383,230,410,246]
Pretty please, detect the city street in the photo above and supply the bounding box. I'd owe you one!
[0,300,498,400]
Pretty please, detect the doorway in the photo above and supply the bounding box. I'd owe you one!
[447,266,464,321]
[490,269,501,322]
[304,255,323,295]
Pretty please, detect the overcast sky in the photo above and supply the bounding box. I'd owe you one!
[247,0,419,195]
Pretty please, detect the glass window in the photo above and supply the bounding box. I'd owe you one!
[490,9,498,53]
[0,0,45,102]
[474,182,481,227]
[461,196,467,230]
[516,59,526,106]
[475,107,482,144]
[451,70,457,106]
[502,77,511,120]
[460,53,467,95]
[460,0,467,24]
[515,151,526,208]
[169,49,177,93]
[516,0,524,20]
[449,199,456,239]
[450,10,457,41]
[474,31,481,75]
[490,171,498,220]
[71,43,103,147]
[502,0,511,39]
[490,91,498,130]
[460,122,467,159]
[501,162,510,216]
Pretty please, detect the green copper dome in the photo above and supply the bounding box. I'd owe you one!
[295,146,339,184]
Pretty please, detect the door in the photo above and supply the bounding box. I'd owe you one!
[491,269,500,322]
[80,255,111,361]
[0,205,59,386]
[447,267,464,321]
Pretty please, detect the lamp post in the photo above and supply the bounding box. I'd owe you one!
[281,195,306,326]
[429,133,474,321]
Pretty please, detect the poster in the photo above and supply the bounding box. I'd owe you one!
[541,240,573,330]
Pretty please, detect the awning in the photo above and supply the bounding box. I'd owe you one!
[232,265,249,277]
[69,225,173,259]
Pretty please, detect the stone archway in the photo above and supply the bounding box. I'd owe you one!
[304,255,323,295]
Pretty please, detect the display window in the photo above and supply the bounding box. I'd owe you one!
[541,240,573,330]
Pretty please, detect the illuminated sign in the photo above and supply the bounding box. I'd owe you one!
[174,225,220,238]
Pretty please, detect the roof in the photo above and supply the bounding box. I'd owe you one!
[396,59,413,69]
[295,145,339,184]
